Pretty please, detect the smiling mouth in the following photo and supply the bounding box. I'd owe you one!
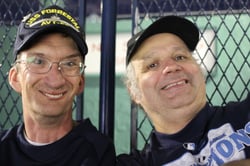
[44,92,64,99]
[161,80,188,90]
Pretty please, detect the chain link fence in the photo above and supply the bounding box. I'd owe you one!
[130,0,250,151]
[0,0,249,153]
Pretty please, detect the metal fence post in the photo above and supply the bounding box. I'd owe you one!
[76,0,87,121]
[99,0,117,139]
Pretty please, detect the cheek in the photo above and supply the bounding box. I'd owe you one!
[15,74,36,100]
[138,74,158,97]
[189,66,206,91]
[139,77,151,90]
[188,63,205,79]
[194,66,205,81]
[141,71,160,86]
[70,77,84,95]
[19,71,34,91]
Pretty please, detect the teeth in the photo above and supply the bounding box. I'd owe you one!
[164,81,186,90]
[44,93,63,99]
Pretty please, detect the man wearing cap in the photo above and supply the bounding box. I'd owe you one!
[117,15,250,166]
[0,5,116,165]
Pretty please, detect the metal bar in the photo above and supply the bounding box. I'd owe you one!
[130,0,139,152]
[130,101,138,151]
[99,0,117,139]
[76,0,87,121]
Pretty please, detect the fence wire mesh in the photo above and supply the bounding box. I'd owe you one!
[130,0,250,151]
[0,0,249,153]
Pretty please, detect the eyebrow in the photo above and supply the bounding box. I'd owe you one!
[142,45,190,59]
[26,52,44,57]
[138,49,159,61]
[25,52,82,59]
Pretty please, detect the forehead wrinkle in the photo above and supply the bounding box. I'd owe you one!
[139,33,190,53]
[21,50,82,62]
[134,45,162,61]
[141,44,190,60]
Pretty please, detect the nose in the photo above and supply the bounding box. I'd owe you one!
[45,63,65,87]
[162,60,182,75]
[46,62,63,75]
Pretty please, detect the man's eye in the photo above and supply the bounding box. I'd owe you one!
[28,57,45,65]
[62,61,77,67]
[147,63,158,69]
[175,55,186,61]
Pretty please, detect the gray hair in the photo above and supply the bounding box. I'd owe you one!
[124,63,141,102]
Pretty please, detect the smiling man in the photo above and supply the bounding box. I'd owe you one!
[117,15,250,166]
[0,5,115,166]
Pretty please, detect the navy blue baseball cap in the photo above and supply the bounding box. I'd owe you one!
[13,5,88,61]
[126,15,200,64]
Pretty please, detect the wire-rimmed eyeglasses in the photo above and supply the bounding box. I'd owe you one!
[15,56,86,77]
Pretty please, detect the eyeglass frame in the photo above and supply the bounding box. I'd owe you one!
[14,55,86,77]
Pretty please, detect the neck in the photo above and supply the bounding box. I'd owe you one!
[150,101,206,135]
[23,115,74,144]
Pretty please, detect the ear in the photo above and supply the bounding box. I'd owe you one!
[76,75,85,95]
[8,67,22,93]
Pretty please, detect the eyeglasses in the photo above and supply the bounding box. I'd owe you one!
[15,56,86,77]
